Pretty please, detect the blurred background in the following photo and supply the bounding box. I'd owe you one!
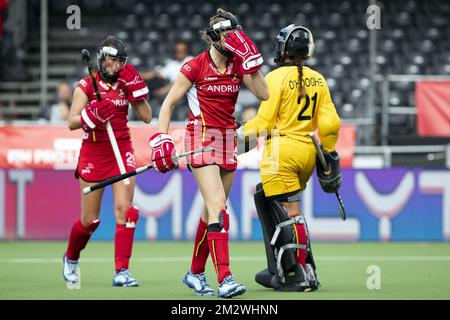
[0,0,449,242]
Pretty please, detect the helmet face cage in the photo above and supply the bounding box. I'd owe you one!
[274,24,314,64]
[97,42,128,83]
[206,13,241,42]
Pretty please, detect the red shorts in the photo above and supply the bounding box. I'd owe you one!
[75,139,137,182]
[184,126,237,171]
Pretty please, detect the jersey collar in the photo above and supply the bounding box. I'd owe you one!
[95,72,118,91]
[207,50,234,76]
[98,78,119,91]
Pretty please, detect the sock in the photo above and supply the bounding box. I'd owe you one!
[207,231,231,284]
[190,218,209,274]
[66,219,100,261]
[115,207,139,271]
[291,215,307,269]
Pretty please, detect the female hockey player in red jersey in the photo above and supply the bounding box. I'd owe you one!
[63,35,151,289]
[149,8,269,298]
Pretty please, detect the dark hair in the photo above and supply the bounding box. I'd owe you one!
[283,55,305,99]
[296,58,306,99]
[100,35,128,52]
[210,8,237,25]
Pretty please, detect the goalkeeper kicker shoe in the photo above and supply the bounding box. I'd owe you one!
[182,270,215,296]
[112,269,140,287]
[63,253,81,289]
[305,264,321,292]
[217,275,246,298]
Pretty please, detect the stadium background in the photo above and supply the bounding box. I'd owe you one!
[1,0,449,241]
[0,0,450,301]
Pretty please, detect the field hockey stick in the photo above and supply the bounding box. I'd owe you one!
[309,132,347,221]
[82,147,214,195]
[81,49,130,185]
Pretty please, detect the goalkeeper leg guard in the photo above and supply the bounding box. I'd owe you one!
[291,214,307,269]
[254,218,277,288]
[254,184,277,288]
[304,218,321,291]
[254,184,309,291]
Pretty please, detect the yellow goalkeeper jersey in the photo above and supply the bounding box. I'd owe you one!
[243,65,340,152]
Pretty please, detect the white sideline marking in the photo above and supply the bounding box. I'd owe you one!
[1,256,450,264]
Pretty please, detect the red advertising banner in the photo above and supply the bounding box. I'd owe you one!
[335,124,356,168]
[0,126,82,169]
[416,81,450,137]
[0,125,172,170]
[0,124,355,169]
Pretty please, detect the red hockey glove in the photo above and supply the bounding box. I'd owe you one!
[81,99,115,130]
[149,132,178,173]
[118,64,149,102]
[224,30,263,74]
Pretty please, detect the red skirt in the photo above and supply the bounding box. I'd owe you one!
[75,139,136,182]
[184,126,237,171]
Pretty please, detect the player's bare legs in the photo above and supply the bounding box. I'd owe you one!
[183,165,224,296]
[184,167,237,296]
[183,202,214,296]
[189,165,245,298]
[112,175,135,225]
[220,167,235,202]
[79,179,104,226]
[63,179,104,289]
[192,165,226,223]
[111,176,140,287]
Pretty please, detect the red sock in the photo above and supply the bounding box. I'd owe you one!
[190,218,209,274]
[66,219,100,261]
[291,215,307,269]
[207,231,231,283]
[115,207,139,271]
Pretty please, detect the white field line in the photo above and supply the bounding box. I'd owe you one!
[1,256,450,264]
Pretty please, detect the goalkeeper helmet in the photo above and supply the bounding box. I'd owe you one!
[274,24,315,64]
[97,36,128,83]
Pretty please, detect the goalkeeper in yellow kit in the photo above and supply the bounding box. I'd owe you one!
[238,24,342,292]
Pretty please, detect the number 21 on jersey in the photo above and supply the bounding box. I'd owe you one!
[297,92,318,121]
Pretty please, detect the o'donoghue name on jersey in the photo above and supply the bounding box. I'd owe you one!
[289,77,324,89]
[202,84,240,93]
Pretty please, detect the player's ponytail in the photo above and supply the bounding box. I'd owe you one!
[296,58,306,99]
[274,25,314,99]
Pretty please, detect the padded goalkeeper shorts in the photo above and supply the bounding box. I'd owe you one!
[259,136,316,197]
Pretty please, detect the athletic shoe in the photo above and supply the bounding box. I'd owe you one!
[63,253,81,289]
[182,270,215,296]
[112,269,140,287]
[217,275,246,298]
